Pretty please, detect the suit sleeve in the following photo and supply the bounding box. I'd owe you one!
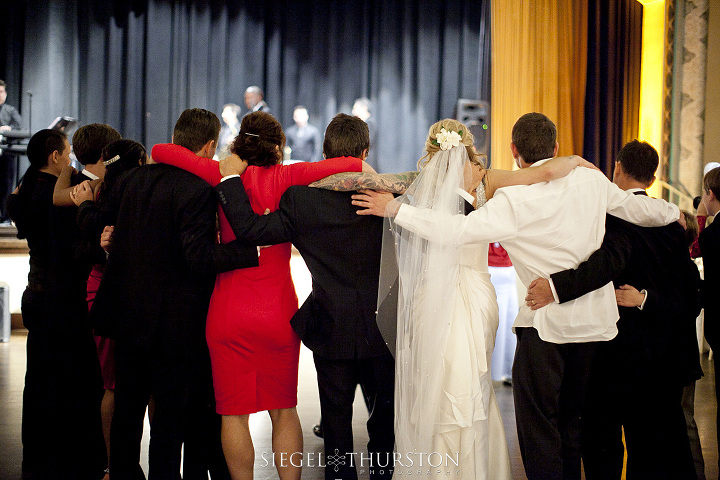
[178,181,258,274]
[700,227,720,348]
[215,176,296,245]
[550,218,632,303]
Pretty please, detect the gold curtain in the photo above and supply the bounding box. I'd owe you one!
[491,0,588,170]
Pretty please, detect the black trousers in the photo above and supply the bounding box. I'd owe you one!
[0,151,17,222]
[581,349,696,480]
[110,340,228,480]
[512,327,596,480]
[313,352,395,480]
[20,289,106,480]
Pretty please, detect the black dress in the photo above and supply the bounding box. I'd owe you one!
[8,167,105,479]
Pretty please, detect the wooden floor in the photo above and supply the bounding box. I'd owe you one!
[0,252,717,479]
[0,329,718,480]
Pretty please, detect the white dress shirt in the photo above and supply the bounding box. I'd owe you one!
[394,160,680,344]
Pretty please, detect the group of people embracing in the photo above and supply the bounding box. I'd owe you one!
[9,105,695,480]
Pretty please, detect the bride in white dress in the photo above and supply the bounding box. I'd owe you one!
[366,119,591,479]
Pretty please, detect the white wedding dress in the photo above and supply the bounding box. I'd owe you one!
[387,145,511,479]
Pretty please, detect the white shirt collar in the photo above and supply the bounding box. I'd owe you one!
[82,169,99,180]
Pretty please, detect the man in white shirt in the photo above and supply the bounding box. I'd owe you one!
[352,113,680,480]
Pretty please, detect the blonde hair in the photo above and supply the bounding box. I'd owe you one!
[418,118,486,169]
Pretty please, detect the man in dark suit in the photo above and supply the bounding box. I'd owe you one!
[526,140,701,479]
[698,166,720,473]
[216,114,394,480]
[90,108,259,479]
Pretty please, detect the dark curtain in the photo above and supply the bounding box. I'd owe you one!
[12,0,490,173]
[583,0,642,177]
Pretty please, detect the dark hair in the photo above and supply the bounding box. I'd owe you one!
[96,139,147,207]
[704,167,720,200]
[26,129,67,170]
[681,210,699,248]
[511,113,557,164]
[230,111,285,167]
[323,113,369,159]
[71,123,121,166]
[223,103,241,116]
[615,140,658,184]
[173,108,221,153]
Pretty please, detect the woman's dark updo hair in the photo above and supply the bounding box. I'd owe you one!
[230,111,285,167]
[96,139,147,207]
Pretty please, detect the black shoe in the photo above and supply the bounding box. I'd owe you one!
[313,423,324,438]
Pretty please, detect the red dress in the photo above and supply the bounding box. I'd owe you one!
[151,144,362,415]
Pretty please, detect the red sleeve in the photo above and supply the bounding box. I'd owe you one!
[277,156,362,190]
[690,215,707,258]
[150,144,222,186]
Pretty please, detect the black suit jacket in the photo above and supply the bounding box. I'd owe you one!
[216,178,389,359]
[89,164,258,353]
[700,219,720,350]
[551,210,702,386]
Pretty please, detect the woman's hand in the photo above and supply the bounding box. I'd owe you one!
[615,284,645,308]
[70,180,94,206]
[100,225,114,253]
[351,189,398,217]
[219,154,249,177]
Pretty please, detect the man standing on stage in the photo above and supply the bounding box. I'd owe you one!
[0,79,23,224]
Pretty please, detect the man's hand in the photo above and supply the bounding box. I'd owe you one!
[219,153,248,177]
[351,189,398,217]
[615,284,645,308]
[525,278,554,310]
[100,225,114,253]
[70,181,94,206]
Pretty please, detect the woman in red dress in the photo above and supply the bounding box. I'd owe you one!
[151,112,366,480]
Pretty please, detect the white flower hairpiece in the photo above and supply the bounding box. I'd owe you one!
[433,127,463,151]
[103,155,120,166]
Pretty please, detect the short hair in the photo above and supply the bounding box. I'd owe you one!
[223,103,241,117]
[681,210,699,248]
[616,140,658,184]
[173,108,221,153]
[71,124,121,166]
[0,80,6,89]
[230,111,285,167]
[245,86,264,97]
[511,113,557,163]
[323,113,369,159]
[27,129,67,170]
[704,167,720,200]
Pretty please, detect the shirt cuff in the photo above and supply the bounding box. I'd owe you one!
[456,187,474,205]
[221,174,241,182]
[548,278,560,303]
[637,289,648,310]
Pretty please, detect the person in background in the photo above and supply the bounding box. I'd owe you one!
[285,106,322,162]
[352,97,378,171]
[699,166,720,475]
[219,103,241,159]
[488,242,518,385]
[0,79,23,224]
[244,86,271,115]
